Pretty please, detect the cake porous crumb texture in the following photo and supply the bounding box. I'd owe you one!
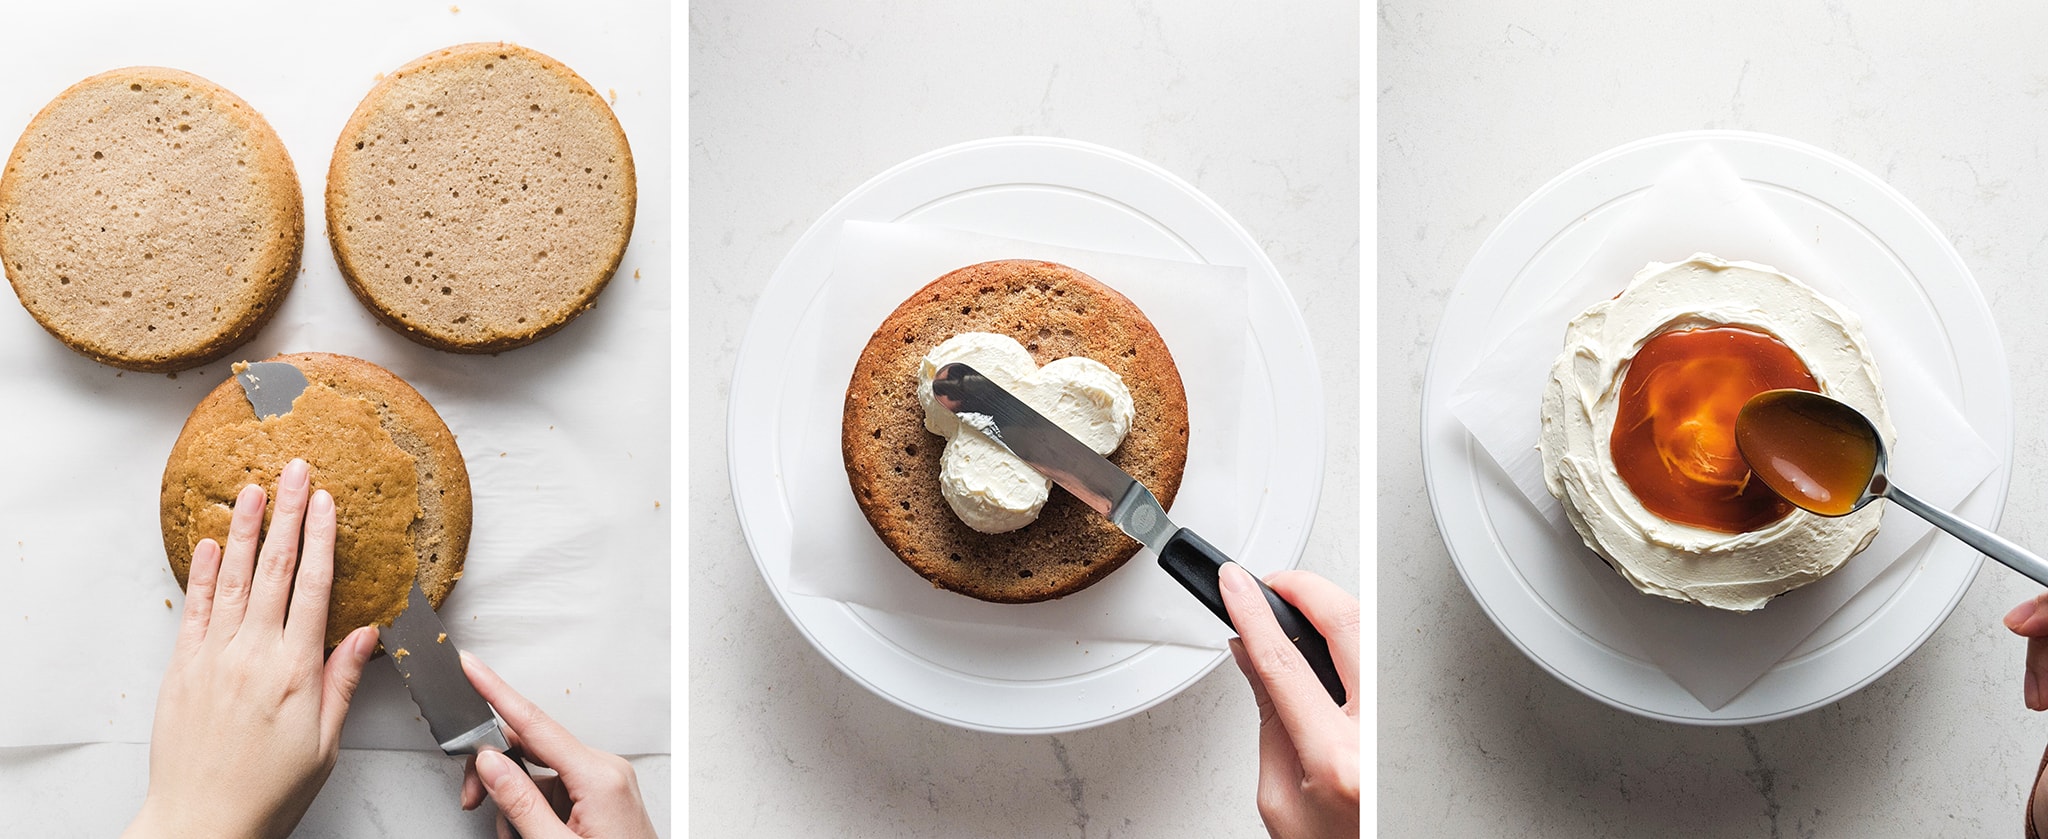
[160,352,471,648]
[842,260,1190,603]
[0,67,302,372]
[326,43,635,353]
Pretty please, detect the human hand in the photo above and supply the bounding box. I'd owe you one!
[125,459,379,839]
[456,653,656,839]
[2003,591,2048,710]
[1220,563,1360,839]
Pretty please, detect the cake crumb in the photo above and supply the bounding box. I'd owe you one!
[164,599,172,609]
[565,688,571,695]
[449,4,460,12]
[500,452,507,457]
[607,88,617,105]
[166,372,177,380]
[654,501,661,509]
[392,647,411,660]
[633,269,641,280]
[437,633,447,644]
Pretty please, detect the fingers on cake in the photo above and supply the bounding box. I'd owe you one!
[160,353,472,649]
[0,46,635,636]
[842,259,1190,603]
[1538,253,1892,611]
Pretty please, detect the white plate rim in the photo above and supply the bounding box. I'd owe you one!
[727,136,1325,733]
[1421,129,2013,724]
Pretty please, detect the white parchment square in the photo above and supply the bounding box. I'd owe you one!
[0,12,669,754]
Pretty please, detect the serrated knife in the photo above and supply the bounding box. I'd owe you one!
[235,360,513,756]
[931,362,1346,705]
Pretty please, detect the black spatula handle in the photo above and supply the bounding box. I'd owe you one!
[1157,528,1347,705]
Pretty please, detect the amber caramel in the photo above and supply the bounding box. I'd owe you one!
[1611,326,1818,533]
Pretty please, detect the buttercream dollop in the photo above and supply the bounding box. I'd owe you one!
[916,332,1135,533]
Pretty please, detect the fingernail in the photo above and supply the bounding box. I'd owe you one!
[239,482,265,505]
[475,749,512,787]
[1219,563,1253,594]
[2011,599,2041,630]
[458,649,478,667]
[2029,670,2040,711]
[311,489,333,515]
[284,458,309,489]
[356,626,380,659]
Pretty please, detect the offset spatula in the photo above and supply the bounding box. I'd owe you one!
[234,360,513,756]
[931,363,1346,705]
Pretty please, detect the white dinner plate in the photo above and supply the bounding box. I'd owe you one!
[1422,130,2014,724]
[728,137,1324,733]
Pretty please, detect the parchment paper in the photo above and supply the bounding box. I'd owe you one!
[0,3,668,754]
[783,221,1248,649]
[1448,144,1997,710]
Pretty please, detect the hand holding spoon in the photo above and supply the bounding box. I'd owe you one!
[1734,388,2048,587]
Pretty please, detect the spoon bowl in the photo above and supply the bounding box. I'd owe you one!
[1735,388,1886,517]
[1735,388,2048,587]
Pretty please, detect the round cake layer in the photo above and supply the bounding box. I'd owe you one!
[326,43,635,352]
[842,260,1189,603]
[0,67,302,372]
[161,352,471,648]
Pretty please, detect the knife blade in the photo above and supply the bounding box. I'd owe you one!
[931,362,1347,705]
[385,582,511,755]
[234,360,309,419]
[233,359,512,755]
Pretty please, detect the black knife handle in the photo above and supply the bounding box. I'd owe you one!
[1157,528,1347,706]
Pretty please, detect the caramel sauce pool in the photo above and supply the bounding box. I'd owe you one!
[1734,390,1881,517]
[1611,326,1818,533]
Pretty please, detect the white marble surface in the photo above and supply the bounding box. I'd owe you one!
[688,1,1358,835]
[1381,2,2048,836]
[0,744,670,837]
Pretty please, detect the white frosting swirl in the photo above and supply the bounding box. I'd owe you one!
[915,332,1136,533]
[1537,254,1893,611]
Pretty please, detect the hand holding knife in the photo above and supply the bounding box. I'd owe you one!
[235,361,519,760]
[931,362,1348,705]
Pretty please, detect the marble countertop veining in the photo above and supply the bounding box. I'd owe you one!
[688,1,1359,835]
[1381,1,2048,835]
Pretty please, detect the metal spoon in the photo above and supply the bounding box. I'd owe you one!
[1734,388,2048,587]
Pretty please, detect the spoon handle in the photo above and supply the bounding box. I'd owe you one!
[1885,485,2048,587]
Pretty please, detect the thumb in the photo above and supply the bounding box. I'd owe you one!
[2009,592,2048,636]
[320,625,378,748]
[477,749,572,838]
